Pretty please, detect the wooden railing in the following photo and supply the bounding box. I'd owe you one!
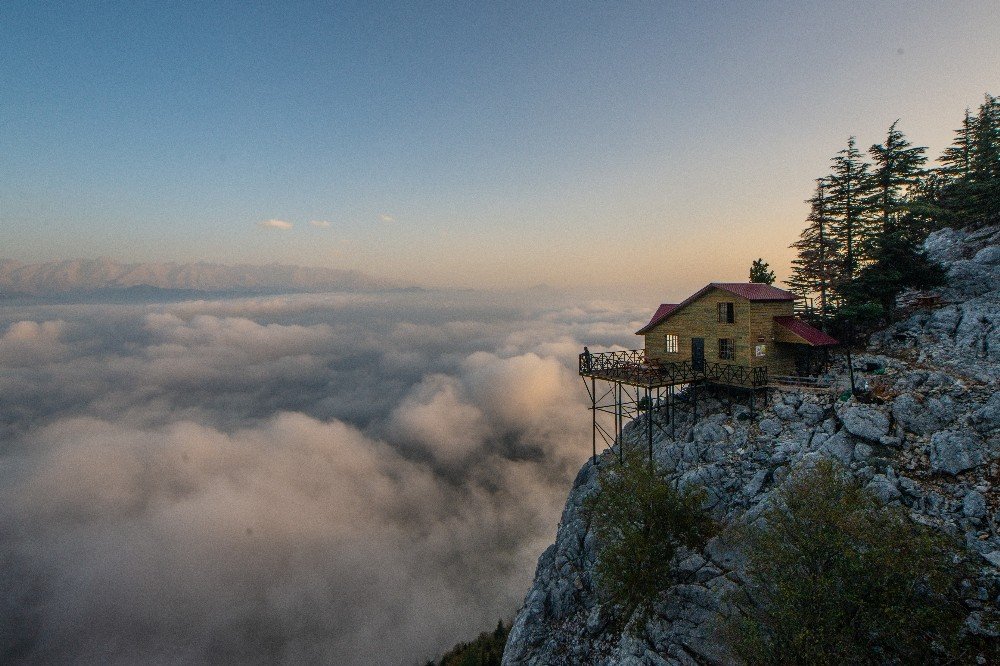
[703,362,768,387]
[579,350,768,388]
[579,348,646,374]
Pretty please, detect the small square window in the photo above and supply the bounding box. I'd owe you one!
[664,334,678,353]
[718,302,735,323]
[719,338,735,360]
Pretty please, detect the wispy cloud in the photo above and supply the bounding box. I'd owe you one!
[309,220,331,228]
[258,219,293,230]
[379,213,395,223]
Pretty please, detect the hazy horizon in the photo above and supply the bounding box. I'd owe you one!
[0,255,740,307]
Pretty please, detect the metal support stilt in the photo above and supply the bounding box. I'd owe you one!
[616,381,623,463]
[591,376,597,464]
[693,382,698,422]
[670,386,676,440]
[646,386,653,462]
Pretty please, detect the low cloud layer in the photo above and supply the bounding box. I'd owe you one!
[0,290,646,664]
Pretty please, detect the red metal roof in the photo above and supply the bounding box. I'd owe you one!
[636,303,678,334]
[711,283,797,301]
[773,316,839,346]
[635,283,796,335]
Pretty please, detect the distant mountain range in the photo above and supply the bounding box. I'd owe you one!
[0,258,405,297]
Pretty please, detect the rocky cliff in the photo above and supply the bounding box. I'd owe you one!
[503,225,1000,665]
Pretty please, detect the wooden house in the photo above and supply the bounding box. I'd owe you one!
[636,283,837,376]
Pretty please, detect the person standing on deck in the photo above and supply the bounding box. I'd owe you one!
[583,346,593,372]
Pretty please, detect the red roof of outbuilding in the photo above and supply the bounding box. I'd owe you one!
[635,283,797,334]
[773,316,839,346]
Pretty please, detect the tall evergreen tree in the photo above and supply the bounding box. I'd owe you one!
[970,93,1000,227]
[939,108,975,179]
[868,120,927,240]
[935,94,1000,229]
[826,137,872,284]
[788,178,840,320]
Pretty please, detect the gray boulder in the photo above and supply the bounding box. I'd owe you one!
[963,490,988,519]
[839,404,890,442]
[930,430,986,475]
[924,227,969,263]
[796,402,825,425]
[866,474,902,504]
[772,404,797,421]
[758,418,782,437]
[892,393,954,435]
[820,431,854,465]
[972,393,1000,435]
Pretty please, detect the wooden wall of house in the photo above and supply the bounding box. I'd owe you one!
[642,288,798,375]
[643,287,750,364]
[747,300,796,374]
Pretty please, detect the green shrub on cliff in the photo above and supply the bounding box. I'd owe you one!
[585,448,716,625]
[427,620,508,666]
[730,459,983,665]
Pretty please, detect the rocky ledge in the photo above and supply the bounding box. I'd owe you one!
[503,226,1000,665]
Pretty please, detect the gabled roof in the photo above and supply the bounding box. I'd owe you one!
[711,283,797,301]
[636,303,678,334]
[636,283,797,334]
[773,316,839,346]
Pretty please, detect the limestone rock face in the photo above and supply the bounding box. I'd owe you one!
[504,226,1000,665]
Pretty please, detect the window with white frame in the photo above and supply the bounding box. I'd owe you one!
[664,334,679,353]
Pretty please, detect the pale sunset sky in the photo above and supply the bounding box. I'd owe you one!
[1,1,997,295]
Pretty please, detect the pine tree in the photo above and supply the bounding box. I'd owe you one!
[788,178,840,319]
[970,93,1000,227]
[826,137,873,284]
[939,108,975,179]
[936,94,1000,229]
[749,258,775,284]
[868,120,927,240]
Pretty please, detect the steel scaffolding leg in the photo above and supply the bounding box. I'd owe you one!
[646,386,653,462]
[616,381,623,463]
[670,386,676,440]
[591,376,596,464]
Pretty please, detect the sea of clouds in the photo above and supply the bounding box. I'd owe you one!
[0,289,648,664]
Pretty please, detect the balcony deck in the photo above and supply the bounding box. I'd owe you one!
[579,349,767,389]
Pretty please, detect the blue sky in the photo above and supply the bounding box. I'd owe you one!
[1,1,997,294]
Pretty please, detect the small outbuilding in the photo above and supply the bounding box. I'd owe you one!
[636,283,837,376]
